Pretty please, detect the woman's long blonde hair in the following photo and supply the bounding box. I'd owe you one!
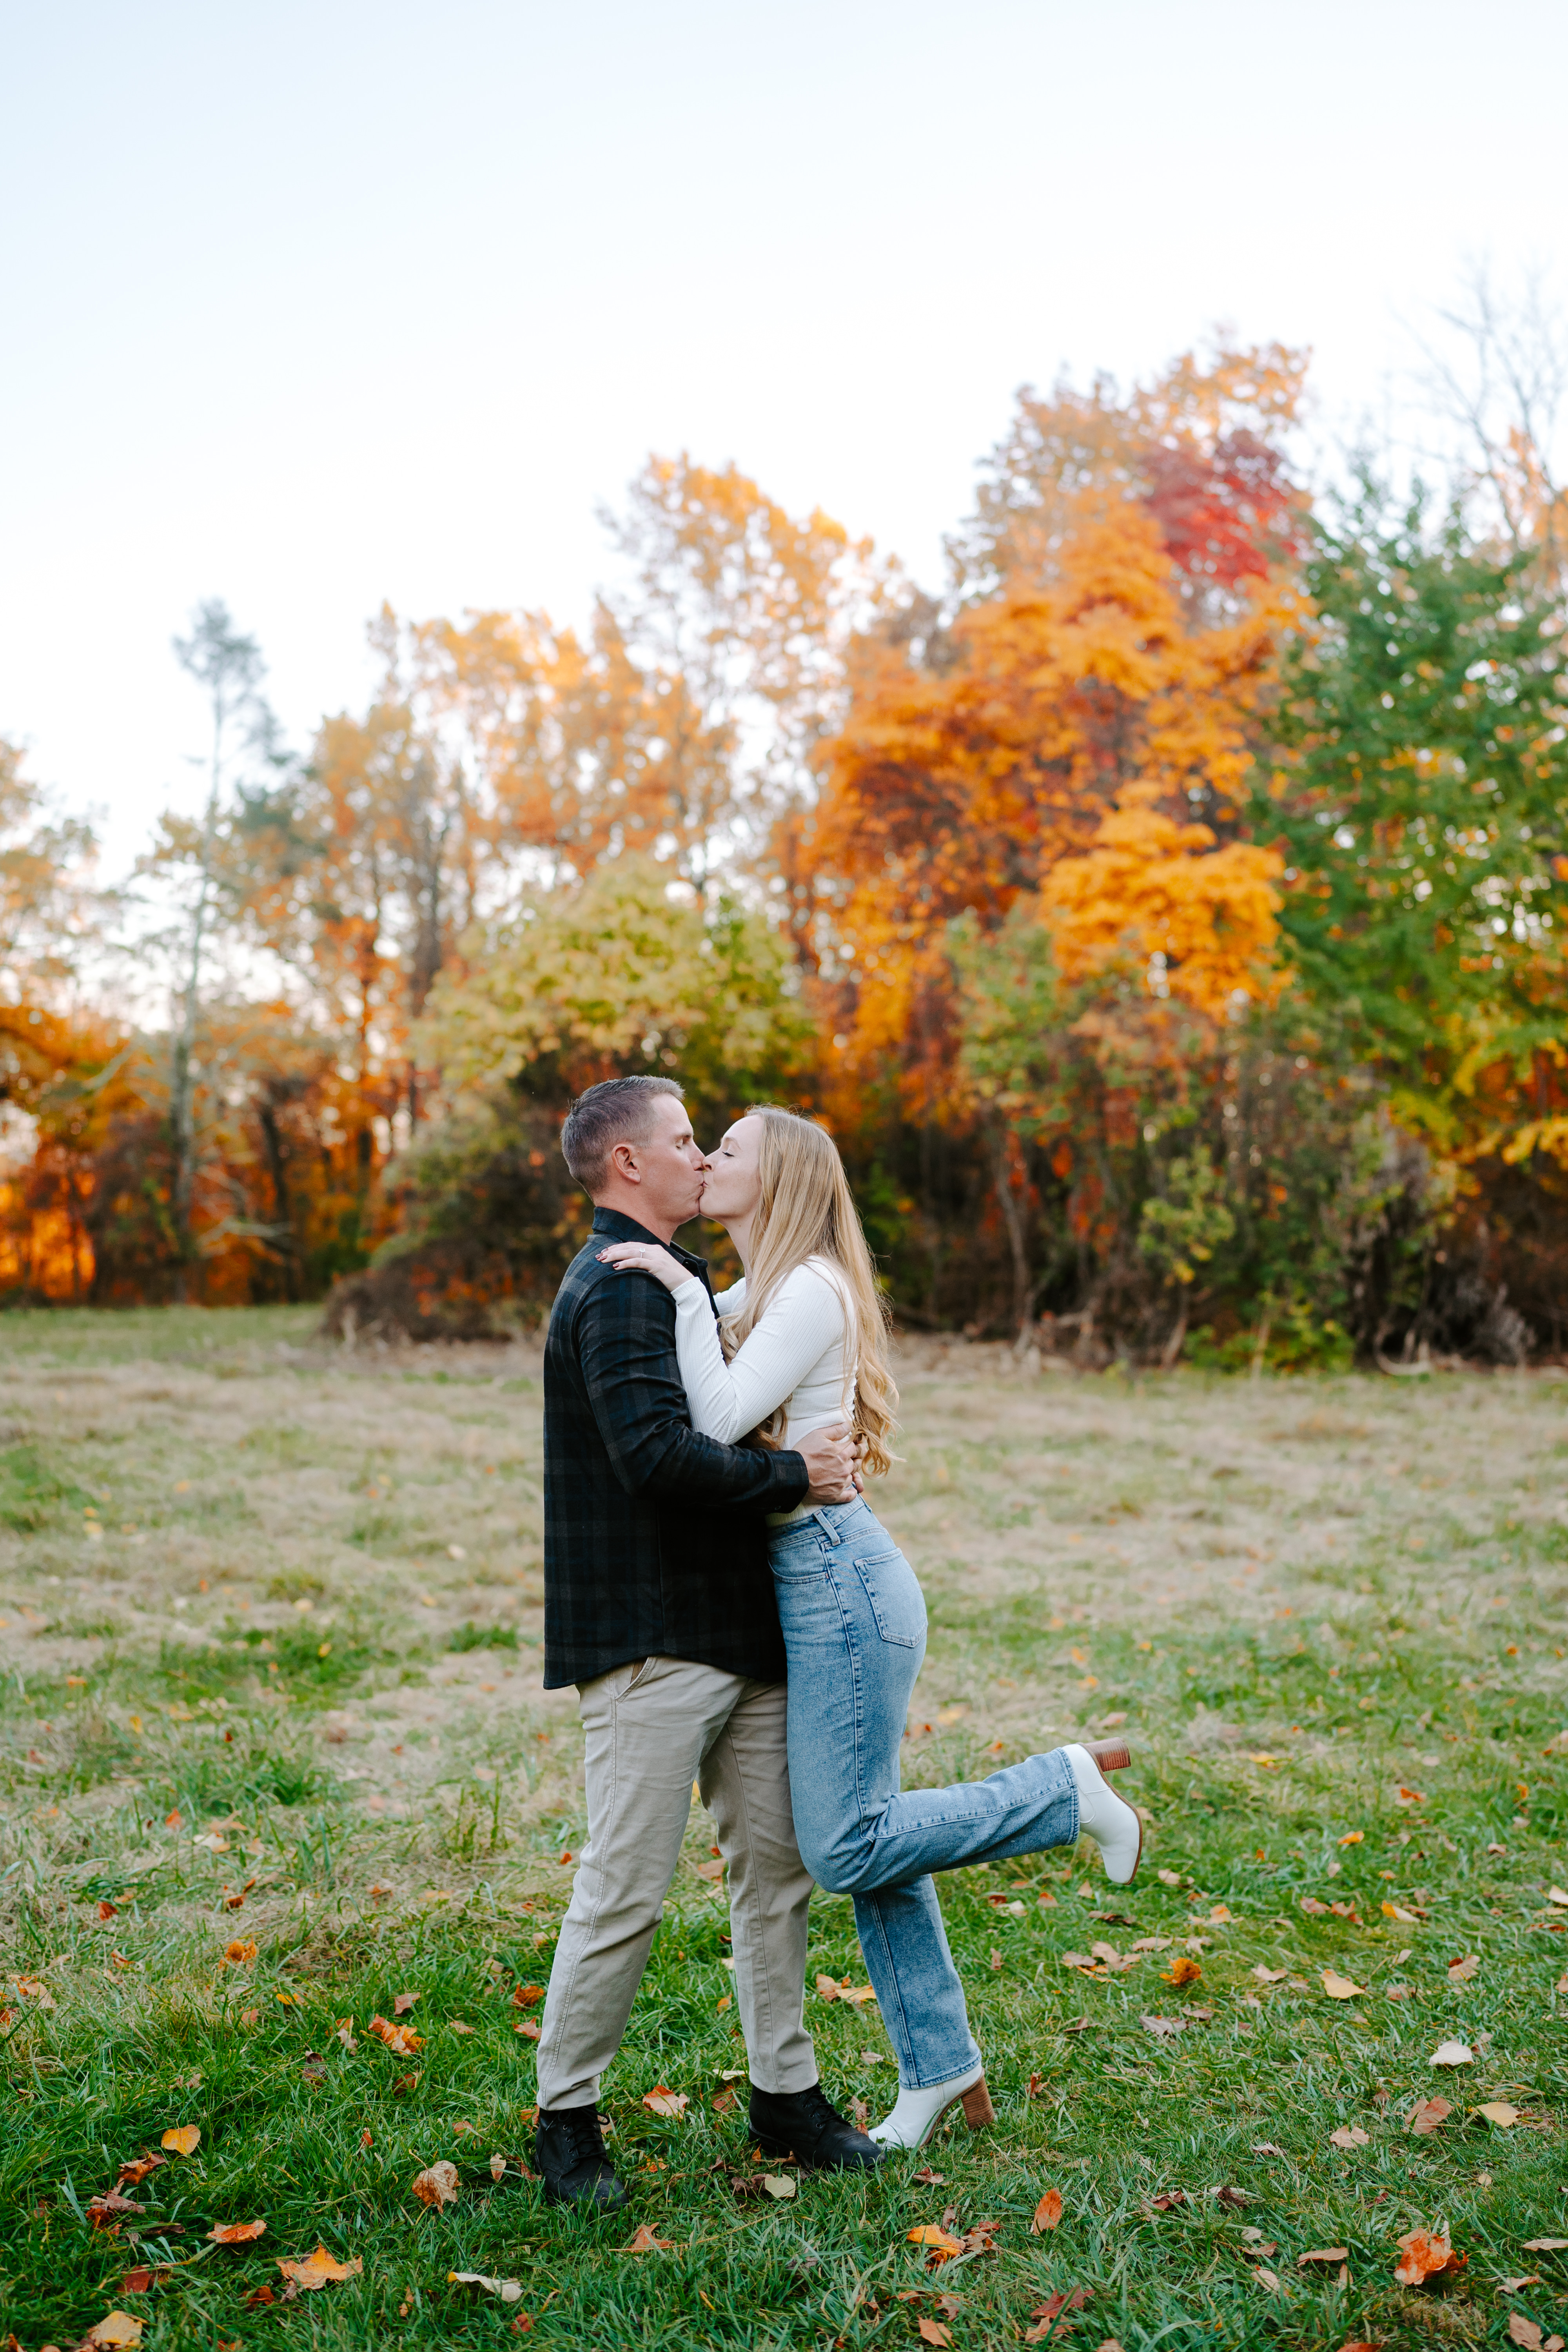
[718,1106,899,1477]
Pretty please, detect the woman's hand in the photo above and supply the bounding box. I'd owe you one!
[596,1240,696,1292]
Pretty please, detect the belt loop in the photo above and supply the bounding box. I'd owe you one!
[810,1506,845,1545]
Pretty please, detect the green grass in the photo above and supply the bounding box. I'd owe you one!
[2,1307,1566,2349]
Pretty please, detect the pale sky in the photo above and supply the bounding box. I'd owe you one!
[3,0,1566,877]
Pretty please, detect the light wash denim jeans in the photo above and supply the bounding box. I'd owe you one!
[771,1495,1079,2091]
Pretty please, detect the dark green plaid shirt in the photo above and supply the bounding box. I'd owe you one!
[541,1207,808,1689]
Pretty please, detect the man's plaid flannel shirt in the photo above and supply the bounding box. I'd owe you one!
[541,1205,808,1689]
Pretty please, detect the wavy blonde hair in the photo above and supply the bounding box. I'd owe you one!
[717,1106,899,1477]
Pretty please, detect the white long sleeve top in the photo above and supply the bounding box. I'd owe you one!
[671,1258,855,1520]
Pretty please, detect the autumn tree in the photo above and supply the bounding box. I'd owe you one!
[324,856,815,1337]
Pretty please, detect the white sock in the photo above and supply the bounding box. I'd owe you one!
[868,2060,985,2151]
[1063,1743,1141,1884]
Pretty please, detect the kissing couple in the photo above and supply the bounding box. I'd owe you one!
[532,1076,1141,2209]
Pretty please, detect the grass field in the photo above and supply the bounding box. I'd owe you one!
[2,1304,1566,2352]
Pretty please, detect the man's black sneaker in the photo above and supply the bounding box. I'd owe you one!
[748,2082,883,2172]
[534,2106,628,2209]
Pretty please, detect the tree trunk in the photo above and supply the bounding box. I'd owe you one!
[989,1120,1031,1345]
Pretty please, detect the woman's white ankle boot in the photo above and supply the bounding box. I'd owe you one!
[1064,1741,1142,1884]
[869,2060,995,2151]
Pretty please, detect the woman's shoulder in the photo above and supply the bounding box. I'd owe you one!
[784,1257,849,1316]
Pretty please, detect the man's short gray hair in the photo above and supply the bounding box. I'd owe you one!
[561,1075,685,1194]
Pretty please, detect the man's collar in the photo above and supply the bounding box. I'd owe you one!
[590,1204,707,1270]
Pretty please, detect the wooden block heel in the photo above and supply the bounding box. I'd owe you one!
[1085,1738,1131,1773]
[960,2077,995,2130]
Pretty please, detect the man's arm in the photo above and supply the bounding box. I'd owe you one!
[575,1273,809,1513]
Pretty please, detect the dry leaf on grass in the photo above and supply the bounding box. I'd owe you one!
[907,2225,964,2263]
[1447,1954,1479,1982]
[1394,2229,1465,2287]
[1506,2317,1553,2350]
[1431,2039,1473,2067]
[1141,2014,1185,2038]
[1523,2240,1568,2254]
[1162,1956,1203,1986]
[412,2161,460,2209]
[89,2190,146,2225]
[1253,2268,1285,2294]
[711,2087,737,2115]
[489,2152,506,2181]
[1409,2097,1452,2135]
[114,2155,164,2187]
[1023,2290,1091,2343]
[1329,2126,1370,2149]
[367,2016,423,2056]
[392,1991,420,2016]
[1031,2189,1063,2233]
[276,2245,361,2297]
[1252,1965,1287,1984]
[1337,1830,1364,1847]
[1299,2247,1350,2267]
[449,2019,474,2035]
[642,2087,688,2119]
[511,1984,544,2007]
[1321,1971,1363,2001]
[1477,2101,1520,2127]
[1251,2143,1285,2158]
[448,2271,524,2304]
[160,2126,200,2157]
[624,2225,675,2253]
[78,2316,143,2348]
[515,2021,540,2040]
[761,2175,796,2200]
[223,1940,256,1965]
[917,2322,951,2348]
[207,2220,267,2244]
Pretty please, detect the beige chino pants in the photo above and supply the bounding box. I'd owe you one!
[535,1653,817,2111]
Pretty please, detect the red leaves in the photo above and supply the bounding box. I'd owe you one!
[1031,2190,1063,2234]
[1408,2096,1451,2136]
[208,2220,267,2244]
[511,1984,545,2007]
[276,2244,362,2298]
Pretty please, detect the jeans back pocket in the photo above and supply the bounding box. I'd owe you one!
[852,1548,926,1648]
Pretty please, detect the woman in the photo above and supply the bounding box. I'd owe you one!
[599,1105,1140,2151]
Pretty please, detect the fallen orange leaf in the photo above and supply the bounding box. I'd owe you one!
[276,2244,362,2294]
[1408,2096,1451,2136]
[208,2220,267,2244]
[223,1940,257,1965]
[1477,2101,1521,2128]
[1394,2229,1465,2287]
[642,2087,688,2119]
[1328,2126,1369,2150]
[907,2225,964,2263]
[1321,1971,1363,2000]
[1162,1956,1203,1986]
[392,1990,420,2016]
[511,1984,545,2007]
[918,2322,952,2347]
[1031,2188,1063,2233]
[367,2015,423,2055]
[160,2125,200,2157]
[625,2225,675,2253]
[412,2160,460,2209]
[1337,1830,1364,1847]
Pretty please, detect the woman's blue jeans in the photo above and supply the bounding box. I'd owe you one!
[770,1496,1078,2090]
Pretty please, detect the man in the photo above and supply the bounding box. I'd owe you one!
[533,1074,881,2208]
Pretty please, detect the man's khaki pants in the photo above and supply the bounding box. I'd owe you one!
[535,1654,817,2111]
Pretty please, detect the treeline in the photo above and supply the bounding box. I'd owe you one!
[4,318,1568,1366]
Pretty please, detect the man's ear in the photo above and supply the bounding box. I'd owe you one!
[607,1139,642,1184]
